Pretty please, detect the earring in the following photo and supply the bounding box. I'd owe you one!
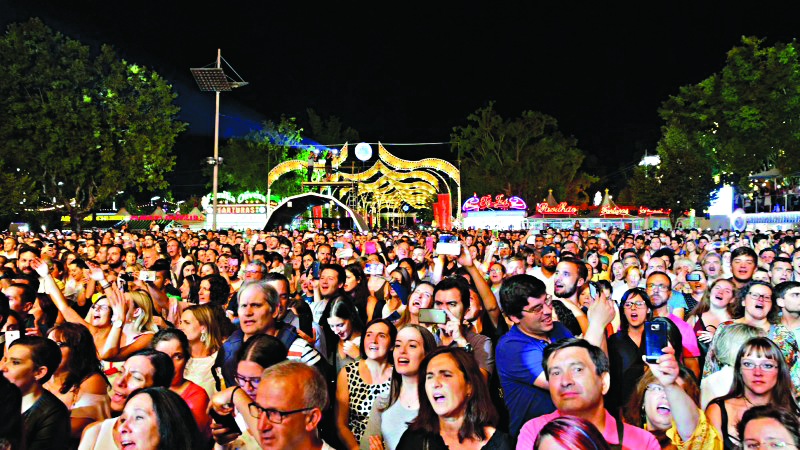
[200,330,208,344]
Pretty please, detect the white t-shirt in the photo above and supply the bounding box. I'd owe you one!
[530,267,555,297]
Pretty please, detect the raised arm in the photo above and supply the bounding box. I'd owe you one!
[457,243,500,328]
[32,257,95,333]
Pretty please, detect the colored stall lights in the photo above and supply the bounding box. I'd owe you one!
[463,194,527,211]
[638,207,670,215]
[600,205,630,215]
[535,202,578,215]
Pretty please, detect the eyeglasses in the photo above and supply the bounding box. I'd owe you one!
[248,402,313,424]
[91,304,110,312]
[623,301,646,309]
[522,296,553,315]
[646,284,670,292]
[645,384,665,394]
[748,293,772,302]
[741,360,778,372]
[743,439,798,449]
[234,373,261,389]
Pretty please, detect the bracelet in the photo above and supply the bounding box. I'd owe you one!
[230,386,242,405]
[100,281,111,290]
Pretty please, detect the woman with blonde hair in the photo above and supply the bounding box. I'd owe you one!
[178,303,227,397]
[99,289,159,362]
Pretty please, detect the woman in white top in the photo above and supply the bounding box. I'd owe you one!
[362,325,437,450]
[179,303,226,398]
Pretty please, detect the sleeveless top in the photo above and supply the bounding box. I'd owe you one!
[344,361,391,445]
[708,398,739,449]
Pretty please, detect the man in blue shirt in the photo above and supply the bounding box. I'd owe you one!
[497,273,615,436]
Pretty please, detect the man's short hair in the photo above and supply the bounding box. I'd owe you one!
[645,270,672,291]
[9,282,35,307]
[774,281,800,300]
[731,246,758,262]
[149,259,171,275]
[9,336,61,384]
[17,245,40,258]
[559,257,588,283]
[262,360,329,410]
[542,338,609,380]
[433,276,470,309]
[319,263,345,284]
[499,274,547,319]
[239,280,280,311]
[262,272,290,290]
[651,248,675,269]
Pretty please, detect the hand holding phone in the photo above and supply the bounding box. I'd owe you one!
[644,321,668,363]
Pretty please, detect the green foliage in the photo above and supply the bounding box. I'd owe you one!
[0,18,186,229]
[629,124,716,228]
[217,116,304,197]
[305,108,359,144]
[660,36,800,181]
[451,102,589,205]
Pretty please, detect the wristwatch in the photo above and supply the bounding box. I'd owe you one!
[112,320,123,329]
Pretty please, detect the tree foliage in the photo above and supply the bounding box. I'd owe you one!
[218,116,304,198]
[629,124,716,228]
[451,103,589,205]
[304,108,360,145]
[0,18,186,229]
[660,36,800,181]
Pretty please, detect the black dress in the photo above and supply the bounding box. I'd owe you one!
[396,428,513,450]
[22,390,70,450]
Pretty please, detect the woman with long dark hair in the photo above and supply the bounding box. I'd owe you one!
[706,337,800,449]
[335,319,396,450]
[45,323,110,441]
[606,288,652,414]
[114,387,204,450]
[397,347,512,449]
[533,416,610,450]
[344,263,372,323]
[327,298,366,373]
[362,325,437,450]
[150,328,211,441]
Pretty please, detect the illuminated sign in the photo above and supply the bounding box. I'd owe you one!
[535,202,578,215]
[463,194,527,212]
[638,207,670,216]
[216,206,266,214]
[60,215,126,222]
[236,191,267,203]
[129,215,202,221]
[600,205,630,215]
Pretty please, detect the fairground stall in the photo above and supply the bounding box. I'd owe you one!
[524,190,674,231]
[461,193,528,230]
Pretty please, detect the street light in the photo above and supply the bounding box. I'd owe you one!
[191,49,248,230]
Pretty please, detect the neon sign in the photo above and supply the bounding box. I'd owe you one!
[237,191,267,203]
[462,194,527,212]
[639,207,670,215]
[600,205,630,215]
[129,215,202,221]
[536,202,578,215]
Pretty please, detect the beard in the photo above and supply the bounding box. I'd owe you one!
[543,263,557,272]
[555,283,577,299]
[109,260,124,270]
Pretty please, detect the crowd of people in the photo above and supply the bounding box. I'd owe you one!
[1,224,800,449]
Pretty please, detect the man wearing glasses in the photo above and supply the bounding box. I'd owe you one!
[496,274,614,436]
[213,360,333,449]
[645,271,701,378]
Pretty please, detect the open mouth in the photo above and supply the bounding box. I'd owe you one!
[656,404,671,415]
[432,393,446,403]
[630,313,639,321]
[120,441,135,449]
[397,357,409,366]
[368,344,379,352]
[111,389,127,404]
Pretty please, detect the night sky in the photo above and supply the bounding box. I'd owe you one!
[3,0,799,199]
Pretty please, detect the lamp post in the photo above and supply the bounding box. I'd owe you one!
[191,49,248,230]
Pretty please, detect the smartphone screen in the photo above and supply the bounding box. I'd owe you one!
[311,261,320,279]
[418,308,447,324]
[644,321,667,363]
[365,263,384,276]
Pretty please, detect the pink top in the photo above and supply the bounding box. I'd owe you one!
[667,313,701,358]
[516,410,660,450]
